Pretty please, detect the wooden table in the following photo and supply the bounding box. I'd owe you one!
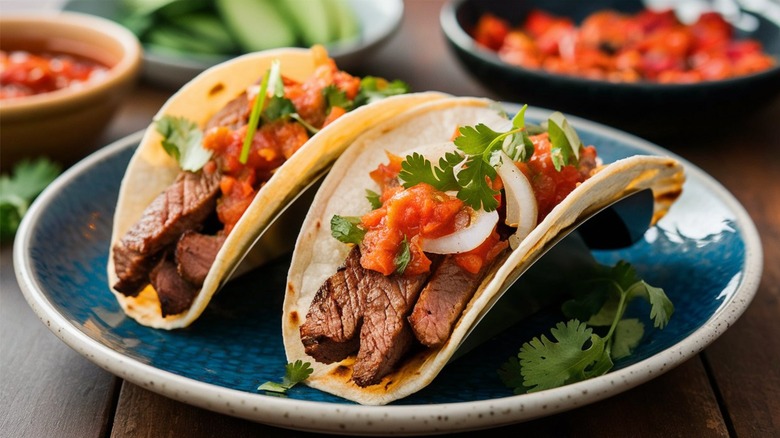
[2,1,779,436]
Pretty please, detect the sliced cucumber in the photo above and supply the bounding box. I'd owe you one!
[166,12,240,54]
[215,0,298,51]
[276,0,334,46]
[146,24,227,56]
[325,0,360,42]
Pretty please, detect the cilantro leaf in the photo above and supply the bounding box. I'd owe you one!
[366,189,382,210]
[612,318,644,359]
[641,281,675,329]
[398,152,460,192]
[330,215,365,244]
[547,112,581,171]
[258,360,313,396]
[263,96,296,121]
[324,84,353,111]
[516,320,611,393]
[497,355,525,394]
[155,115,211,171]
[354,77,411,107]
[394,237,411,275]
[457,154,499,211]
[454,123,502,155]
[0,158,61,242]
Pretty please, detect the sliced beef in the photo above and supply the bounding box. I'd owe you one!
[350,267,429,387]
[408,256,493,348]
[204,92,249,132]
[300,246,433,387]
[112,245,161,296]
[300,246,366,363]
[176,231,226,286]
[149,257,199,317]
[112,169,221,295]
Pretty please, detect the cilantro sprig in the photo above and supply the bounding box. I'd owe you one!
[0,158,61,242]
[330,215,366,244]
[499,261,674,393]
[258,360,313,396]
[397,105,536,212]
[155,115,212,171]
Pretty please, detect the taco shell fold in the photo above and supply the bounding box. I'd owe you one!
[108,47,448,329]
[283,97,685,405]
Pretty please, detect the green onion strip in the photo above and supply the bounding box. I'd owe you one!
[239,70,271,164]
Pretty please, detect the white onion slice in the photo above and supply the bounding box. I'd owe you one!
[496,152,537,249]
[422,208,499,254]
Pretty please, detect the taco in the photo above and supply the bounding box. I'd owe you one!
[108,46,447,329]
[282,96,685,405]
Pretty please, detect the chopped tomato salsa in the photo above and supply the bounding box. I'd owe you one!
[470,8,775,83]
[202,58,359,234]
[516,133,597,221]
[361,183,466,276]
[0,50,109,99]
[358,132,599,277]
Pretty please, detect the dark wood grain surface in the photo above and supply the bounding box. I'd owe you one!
[2,1,779,436]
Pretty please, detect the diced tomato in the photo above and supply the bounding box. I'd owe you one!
[360,183,464,276]
[0,50,108,99]
[472,13,511,50]
[515,133,594,221]
[452,229,508,274]
[322,106,347,128]
[467,7,774,83]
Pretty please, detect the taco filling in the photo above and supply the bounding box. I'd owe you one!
[299,108,601,387]
[111,52,410,318]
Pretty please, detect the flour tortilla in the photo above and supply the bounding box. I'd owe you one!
[107,47,448,329]
[282,97,685,405]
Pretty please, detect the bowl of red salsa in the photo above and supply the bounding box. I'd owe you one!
[441,0,780,138]
[1,12,142,170]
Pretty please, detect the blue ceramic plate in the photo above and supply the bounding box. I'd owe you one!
[14,106,762,435]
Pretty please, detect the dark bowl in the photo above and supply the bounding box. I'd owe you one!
[440,0,780,138]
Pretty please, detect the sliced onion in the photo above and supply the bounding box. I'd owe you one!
[422,208,499,254]
[496,151,537,249]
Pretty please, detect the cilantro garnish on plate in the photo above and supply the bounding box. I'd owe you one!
[258,360,313,396]
[498,261,674,393]
[0,157,61,242]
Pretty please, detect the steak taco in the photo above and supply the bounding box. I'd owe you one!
[108,46,447,329]
[282,97,685,405]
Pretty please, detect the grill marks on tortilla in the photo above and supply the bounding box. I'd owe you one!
[300,245,499,387]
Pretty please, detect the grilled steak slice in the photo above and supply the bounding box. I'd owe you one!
[300,246,433,387]
[112,169,221,295]
[408,256,490,348]
[112,245,161,296]
[300,246,367,363]
[176,231,226,286]
[351,266,430,387]
[204,92,249,132]
[149,257,199,317]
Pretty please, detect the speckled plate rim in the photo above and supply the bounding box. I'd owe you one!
[14,106,763,436]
